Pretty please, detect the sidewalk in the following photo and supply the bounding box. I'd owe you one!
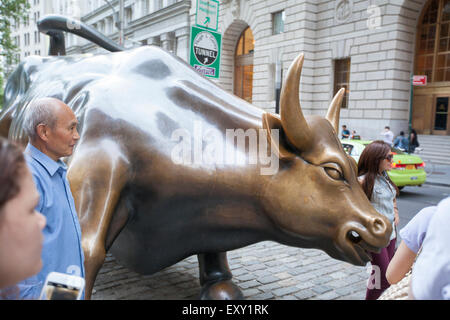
[92,243,370,300]
[424,164,450,188]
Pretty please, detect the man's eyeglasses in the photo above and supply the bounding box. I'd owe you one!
[385,154,393,161]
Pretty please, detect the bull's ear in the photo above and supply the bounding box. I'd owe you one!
[347,154,358,176]
[262,113,296,161]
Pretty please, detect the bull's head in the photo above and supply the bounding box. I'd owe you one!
[261,53,392,266]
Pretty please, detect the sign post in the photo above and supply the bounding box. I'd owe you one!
[189,26,222,78]
[196,0,219,31]
[412,75,427,86]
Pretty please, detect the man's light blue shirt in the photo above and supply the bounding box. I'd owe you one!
[17,143,85,299]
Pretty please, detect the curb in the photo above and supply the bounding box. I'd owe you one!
[424,181,450,188]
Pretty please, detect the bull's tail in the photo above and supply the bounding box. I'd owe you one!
[37,15,125,56]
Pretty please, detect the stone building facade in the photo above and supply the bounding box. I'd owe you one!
[9,0,53,72]
[205,0,450,138]
[9,0,450,138]
[65,0,191,61]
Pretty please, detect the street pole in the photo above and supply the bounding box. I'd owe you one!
[409,74,414,133]
[275,61,282,114]
[119,0,124,46]
[103,0,116,16]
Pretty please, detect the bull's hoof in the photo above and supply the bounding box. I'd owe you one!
[199,280,244,300]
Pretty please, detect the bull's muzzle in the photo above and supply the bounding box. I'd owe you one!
[338,215,392,266]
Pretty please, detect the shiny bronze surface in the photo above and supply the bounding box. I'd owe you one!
[0,46,392,300]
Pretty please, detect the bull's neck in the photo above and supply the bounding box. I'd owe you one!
[202,161,278,239]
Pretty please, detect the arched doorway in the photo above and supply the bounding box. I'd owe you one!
[234,27,254,103]
[413,0,450,135]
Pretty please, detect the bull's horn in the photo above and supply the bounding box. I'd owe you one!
[326,88,346,134]
[280,53,312,151]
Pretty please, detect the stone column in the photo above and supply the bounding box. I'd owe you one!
[147,36,161,47]
[160,32,175,53]
[175,26,190,61]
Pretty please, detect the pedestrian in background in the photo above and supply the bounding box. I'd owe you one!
[380,126,394,146]
[17,97,85,299]
[350,130,360,140]
[341,125,350,139]
[0,138,46,299]
[408,129,420,154]
[358,140,399,300]
[393,131,409,151]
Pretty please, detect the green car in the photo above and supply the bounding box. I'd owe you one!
[340,139,427,189]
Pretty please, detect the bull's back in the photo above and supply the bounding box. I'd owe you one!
[2,46,263,144]
[1,46,268,274]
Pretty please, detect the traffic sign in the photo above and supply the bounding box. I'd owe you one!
[196,0,219,31]
[190,26,222,78]
[412,75,427,86]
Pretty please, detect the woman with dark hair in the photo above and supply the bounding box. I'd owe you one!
[0,138,46,298]
[358,140,399,300]
[408,129,419,154]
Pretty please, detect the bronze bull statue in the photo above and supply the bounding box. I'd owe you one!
[0,16,391,300]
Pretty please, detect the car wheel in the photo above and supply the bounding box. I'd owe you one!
[398,186,404,191]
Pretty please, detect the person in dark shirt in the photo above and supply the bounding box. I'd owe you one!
[408,129,419,153]
[341,125,350,139]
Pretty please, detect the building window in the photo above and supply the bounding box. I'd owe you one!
[334,58,351,109]
[154,0,163,11]
[106,16,113,34]
[99,20,105,33]
[416,0,450,82]
[272,11,285,35]
[125,6,133,24]
[24,33,30,46]
[234,27,255,103]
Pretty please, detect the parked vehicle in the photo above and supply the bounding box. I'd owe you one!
[341,140,427,189]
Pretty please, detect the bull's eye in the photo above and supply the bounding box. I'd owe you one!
[324,167,343,180]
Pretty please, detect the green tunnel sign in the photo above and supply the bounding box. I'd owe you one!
[190,26,222,78]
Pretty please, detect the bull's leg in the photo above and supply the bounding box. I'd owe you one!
[67,142,129,299]
[197,252,244,300]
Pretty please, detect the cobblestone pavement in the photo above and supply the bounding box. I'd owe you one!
[92,241,370,300]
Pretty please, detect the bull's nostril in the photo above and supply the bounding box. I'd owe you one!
[373,218,385,233]
[347,230,362,244]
